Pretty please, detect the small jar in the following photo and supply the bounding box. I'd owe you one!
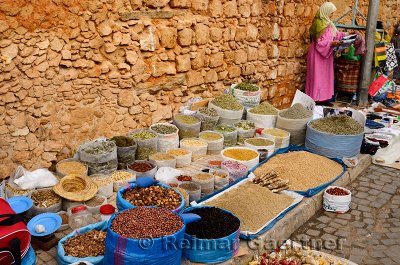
[100,204,115,221]
[69,205,92,230]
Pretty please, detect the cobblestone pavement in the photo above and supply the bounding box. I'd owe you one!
[291,165,400,265]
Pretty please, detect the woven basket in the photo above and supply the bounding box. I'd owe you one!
[53,175,98,202]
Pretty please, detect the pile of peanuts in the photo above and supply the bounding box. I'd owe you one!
[111,207,183,238]
[122,185,181,210]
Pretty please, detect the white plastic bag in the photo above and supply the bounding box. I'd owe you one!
[155,167,184,185]
[323,186,351,213]
[13,166,58,190]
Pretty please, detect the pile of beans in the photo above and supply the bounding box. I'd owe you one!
[63,230,106,257]
[128,161,155,172]
[185,207,240,239]
[111,207,183,238]
[111,171,134,181]
[122,185,181,210]
[177,175,192,181]
[326,187,349,196]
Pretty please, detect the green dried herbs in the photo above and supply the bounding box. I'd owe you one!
[234,120,255,130]
[310,115,364,135]
[235,82,259,92]
[211,95,243,111]
[131,131,157,140]
[174,115,200,125]
[81,141,115,155]
[246,138,274,146]
[110,136,136,147]
[200,132,223,141]
[248,102,277,115]
[151,124,178,134]
[215,125,236,133]
[198,107,218,117]
[280,103,313,119]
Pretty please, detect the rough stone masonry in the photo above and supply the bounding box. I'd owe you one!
[0,0,398,177]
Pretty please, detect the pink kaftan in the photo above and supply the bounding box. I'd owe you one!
[305,26,346,101]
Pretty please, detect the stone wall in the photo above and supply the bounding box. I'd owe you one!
[0,0,398,177]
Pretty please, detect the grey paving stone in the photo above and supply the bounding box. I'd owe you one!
[348,254,364,264]
[382,186,397,194]
[337,213,352,220]
[323,227,336,234]
[364,218,375,225]
[317,215,331,223]
[368,189,380,196]
[366,195,378,202]
[306,229,320,237]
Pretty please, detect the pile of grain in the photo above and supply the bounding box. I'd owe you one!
[254,151,343,191]
[204,182,294,233]
[310,115,364,135]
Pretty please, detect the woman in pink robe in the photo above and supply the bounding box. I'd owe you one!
[305,2,346,103]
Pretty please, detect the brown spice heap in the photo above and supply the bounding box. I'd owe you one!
[31,189,60,208]
[128,161,155,172]
[57,161,87,176]
[204,182,293,232]
[111,207,183,238]
[223,148,258,161]
[63,230,106,258]
[122,185,181,210]
[254,151,343,191]
[59,213,68,225]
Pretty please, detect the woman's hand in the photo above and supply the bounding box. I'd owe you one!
[331,41,341,47]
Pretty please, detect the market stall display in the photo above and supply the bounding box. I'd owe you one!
[244,138,275,159]
[91,175,113,198]
[234,120,256,143]
[276,103,313,145]
[178,182,201,202]
[211,169,229,190]
[56,159,88,177]
[261,128,290,151]
[247,102,278,128]
[29,188,62,215]
[109,136,137,170]
[167,149,192,167]
[150,123,179,152]
[182,206,240,263]
[68,205,93,230]
[306,115,365,158]
[129,129,158,160]
[196,107,219,131]
[221,160,249,182]
[192,173,215,196]
[214,124,238,147]
[173,114,201,139]
[127,161,157,179]
[253,148,345,196]
[208,94,244,125]
[252,170,289,192]
[104,208,185,265]
[84,195,107,213]
[323,186,352,213]
[149,152,177,168]
[79,140,118,175]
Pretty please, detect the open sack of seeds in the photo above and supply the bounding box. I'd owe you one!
[194,179,303,240]
[57,221,108,265]
[78,140,118,175]
[250,145,346,197]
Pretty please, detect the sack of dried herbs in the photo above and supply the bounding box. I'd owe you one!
[208,95,244,125]
[78,140,118,175]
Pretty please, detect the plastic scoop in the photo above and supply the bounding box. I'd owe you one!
[135,177,158,188]
[180,213,201,224]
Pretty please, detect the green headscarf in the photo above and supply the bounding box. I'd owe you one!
[309,2,338,40]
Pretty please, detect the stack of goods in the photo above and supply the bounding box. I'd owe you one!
[110,171,135,191]
[127,161,157,179]
[104,208,185,265]
[214,125,238,147]
[197,107,219,131]
[306,115,364,158]
[230,82,261,109]
[56,160,88,177]
[180,139,208,161]
[173,114,201,139]
[204,182,294,233]
[221,160,248,183]
[221,147,259,169]
[63,230,107,258]
[252,170,289,193]
[247,102,278,128]
[149,153,177,168]
[276,103,313,145]
[254,151,343,193]
[199,131,224,154]
[261,128,290,151]
[178,182,201,202]
[234,120,256,143]
[211,170,229,190]
[150,123,179,152]
[167,149,192,167]
[208,95,244,125]
[92,175,113,197]
[192,173,215,196]
[109,136,137,170]
[30,189,62,215]
[183,207,240,263]
[121,185,182,210]
[79,141,118,175]
[130,130,158,160]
